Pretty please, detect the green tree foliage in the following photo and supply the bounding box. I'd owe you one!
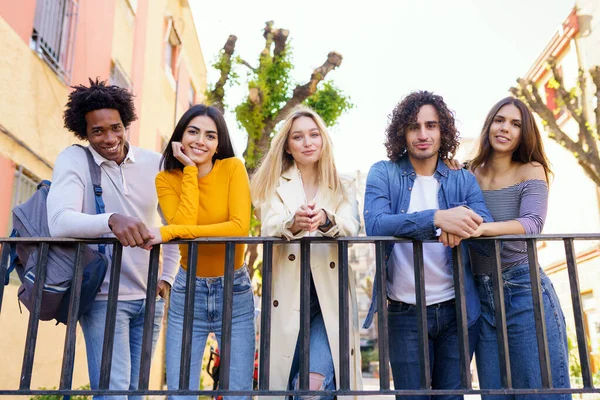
[305,81,354,127]
[29,385,91,400]
[207,21,353,175]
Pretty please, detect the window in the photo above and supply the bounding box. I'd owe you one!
[189,85,196,108]
[30,0,79,84]
[125,0,137,14]
[165,41,175,76]
[110,61,132,90]
[9,166,41,232]
[164,17,182,78]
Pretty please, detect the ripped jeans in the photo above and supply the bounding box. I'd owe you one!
[288,278,335,400]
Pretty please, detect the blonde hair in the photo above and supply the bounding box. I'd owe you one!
[251,105,346,207]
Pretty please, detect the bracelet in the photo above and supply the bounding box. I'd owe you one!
[318,214,332,230]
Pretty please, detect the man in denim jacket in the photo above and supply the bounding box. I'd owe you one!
[363,91,493,400]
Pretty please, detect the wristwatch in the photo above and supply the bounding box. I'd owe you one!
[318,214,332,230]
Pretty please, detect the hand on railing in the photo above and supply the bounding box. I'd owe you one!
[434,207,482,238]
[108,213,154,248]
[141,227,163,250]
[438,230,463,248]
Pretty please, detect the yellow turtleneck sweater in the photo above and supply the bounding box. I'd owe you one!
[156,157,251,277]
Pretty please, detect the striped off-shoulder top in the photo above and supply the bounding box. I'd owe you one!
[469,179,549,275]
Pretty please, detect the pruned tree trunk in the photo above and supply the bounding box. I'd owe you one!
[510,58,600,187]
[207,35,237,113]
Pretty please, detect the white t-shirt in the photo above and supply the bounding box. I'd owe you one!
[387,175,455,305]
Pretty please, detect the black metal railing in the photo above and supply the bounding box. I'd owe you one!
[30,0,79,84]
[1,234,600,397]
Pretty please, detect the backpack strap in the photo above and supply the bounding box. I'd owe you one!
[5,229,19,285]
[73,145,106,255]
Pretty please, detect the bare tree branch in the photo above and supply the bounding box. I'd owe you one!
[577,158,600,187]
[548,58,597,157]
[591,66,600,140]
[270,51,343,130]
[238,58,256,72]
[513,76,600,186]
[208,35,237,113]
[260,21,275,67]
[514,79,587,162]
[273,28,289,57]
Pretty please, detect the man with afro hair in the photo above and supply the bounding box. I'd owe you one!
[362,91,493,399]
[47,78,179,398]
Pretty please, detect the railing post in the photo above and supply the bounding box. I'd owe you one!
[20,242,49,389]
[299,237,311,391]
[179,243,198,390]
[564,238,593,388]
[491,239,512,388]
[259,241,274,391]
[451,245,471,388]
[526,238,552,388]
[0,242,10,312]
[59,242,86,390]
[99,242,123,391]
[338,240,350,390]
[218,241,236,390]
[138,244,161,390]
[413,240,431,390]
[375,240,390,390]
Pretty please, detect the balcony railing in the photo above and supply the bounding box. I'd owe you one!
[30,0,79,84]
[1,234,600,397]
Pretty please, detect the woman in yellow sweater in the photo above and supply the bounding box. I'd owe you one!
[150,104,253,399]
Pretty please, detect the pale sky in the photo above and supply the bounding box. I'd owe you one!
[190,0,575,174]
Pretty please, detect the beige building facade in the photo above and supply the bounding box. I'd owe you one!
[0,0,206,392]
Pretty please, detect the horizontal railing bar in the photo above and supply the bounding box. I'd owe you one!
[2,388,600,396]
[2,233,600,245]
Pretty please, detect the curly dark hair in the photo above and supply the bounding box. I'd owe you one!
[385,90,460,162]
[63,78,137,140]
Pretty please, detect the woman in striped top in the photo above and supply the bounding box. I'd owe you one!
[466,97,570,399]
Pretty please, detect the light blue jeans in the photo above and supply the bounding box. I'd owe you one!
[289,311,336,400]
[475,263,571,400]
[166,266,255,400]
[79,297,165,400]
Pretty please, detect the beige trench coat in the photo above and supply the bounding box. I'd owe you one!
[256,164,363,400]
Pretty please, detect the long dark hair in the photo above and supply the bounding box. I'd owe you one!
[160,104,235,171]
[385,90,460,162]
[470,97,551,181]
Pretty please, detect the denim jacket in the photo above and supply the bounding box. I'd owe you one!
[362,155,493,328]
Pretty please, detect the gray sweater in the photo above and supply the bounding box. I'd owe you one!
[47,144,179,300]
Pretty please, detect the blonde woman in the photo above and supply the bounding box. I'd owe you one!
[251,106,363,399]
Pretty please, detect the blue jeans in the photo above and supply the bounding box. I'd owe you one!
[166,266,255,400]
[79,297,165,400]
[388,298,480,400]
[475,264,571,400]
[289,311,336,400]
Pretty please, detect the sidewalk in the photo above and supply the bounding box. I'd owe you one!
[362,377,481,399]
